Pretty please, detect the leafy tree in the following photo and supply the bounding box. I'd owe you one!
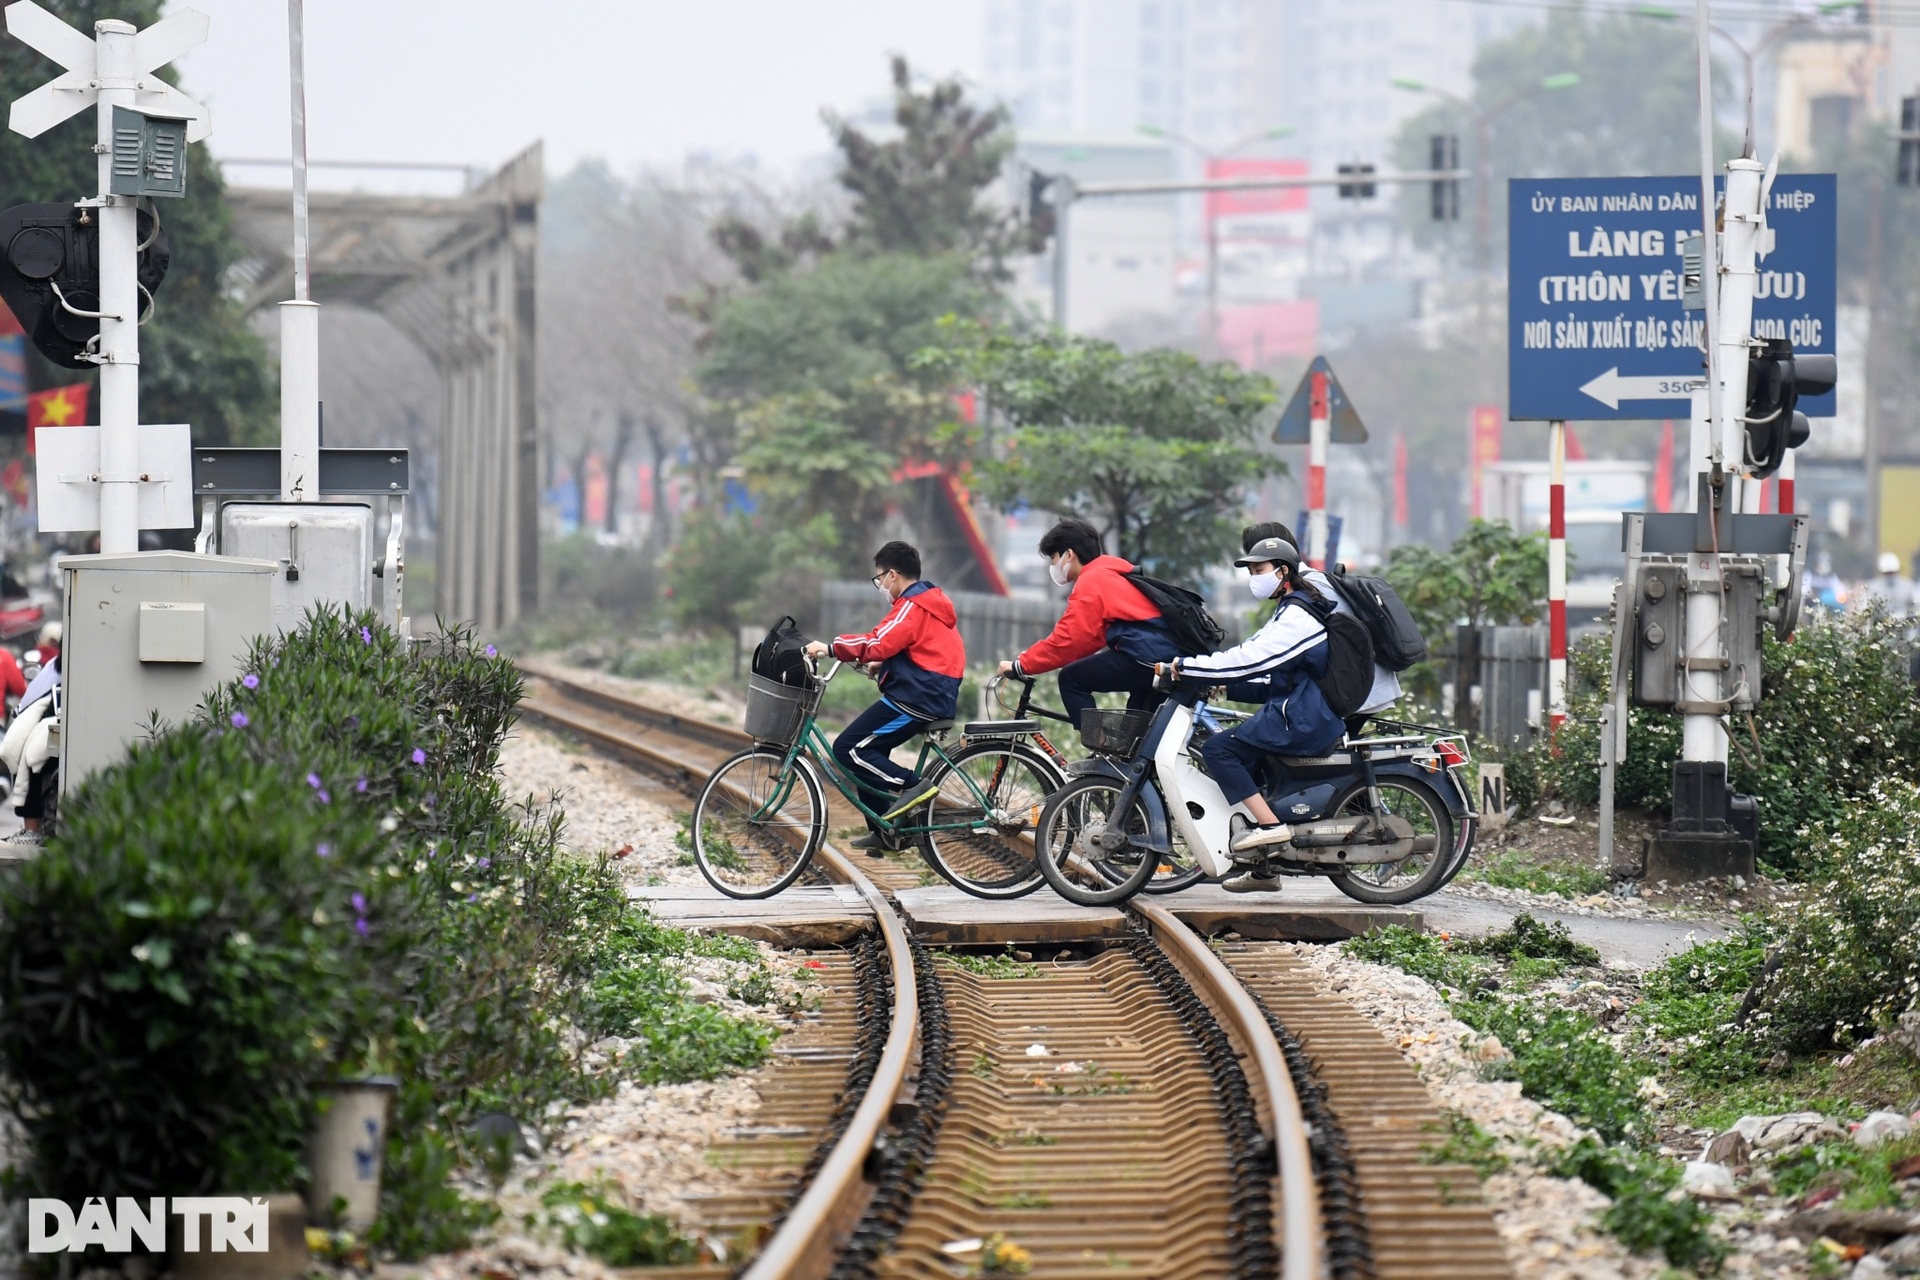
[919,326,1281,582]
[0,0,276,445]
[1384,519,1548,641]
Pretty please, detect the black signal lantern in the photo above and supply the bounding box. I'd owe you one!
[1429,135,1460,222]
[1336,163,1377,200]
[1743,337,1834,477]
[1024,169,1057,253]
[0,201,171,369]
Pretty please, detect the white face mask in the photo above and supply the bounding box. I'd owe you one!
[1048,557,1071,587]
[1247,570,1281,600]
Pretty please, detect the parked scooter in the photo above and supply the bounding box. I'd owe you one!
[1034,690,1477,907]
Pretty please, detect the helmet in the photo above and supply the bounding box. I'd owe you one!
[1235,536,1302,571]
[1879,552,1902,575]
[37,621,60,647]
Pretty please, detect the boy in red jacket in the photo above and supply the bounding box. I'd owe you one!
[805,542,965,851]
[996,518,1180,726]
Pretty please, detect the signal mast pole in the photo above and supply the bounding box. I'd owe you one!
[280,0,319,502]
[92,19,140,554]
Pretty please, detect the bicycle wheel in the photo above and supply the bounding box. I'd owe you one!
[1329,775,1454,905]
[690,747,825,899]
[1137,829,1207,894]
[1035,775,1159,907]
[914,740,1059,900]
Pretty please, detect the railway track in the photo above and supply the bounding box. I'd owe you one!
[516,660,1509,1280]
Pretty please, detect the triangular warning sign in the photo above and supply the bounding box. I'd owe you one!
[1273,355,1368,444]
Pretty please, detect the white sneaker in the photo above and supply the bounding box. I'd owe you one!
[4,829,45,847]
[1229,822,1293,853]
[1223,869,1282,893]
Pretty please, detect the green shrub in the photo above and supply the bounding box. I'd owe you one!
[0,610,625,1257]
[529,1180,702,1266]
[1533,613,1920,873]
[1551,1139,1726,1272]
[586,910,775,1084]
[1470,1001,1651,1144]
[1636,926,1770,1085]
[1746,778,1920,1054]
[1463,851,1608,900]
[1464,913,1601,966]
[1346,925,1487,991]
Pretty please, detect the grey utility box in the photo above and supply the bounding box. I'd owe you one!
[61,551,277,785]
[220,502,373,632]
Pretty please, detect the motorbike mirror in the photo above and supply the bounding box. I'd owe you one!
[22,649,39,665]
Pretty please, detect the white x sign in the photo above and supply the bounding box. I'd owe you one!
[6,1,210,142]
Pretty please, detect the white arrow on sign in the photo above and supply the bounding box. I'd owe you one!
[6,1,210,142]
[1577,367,1707,410]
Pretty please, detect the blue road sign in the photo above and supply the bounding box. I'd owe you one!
[1508,174,1835,421]
[1274,355,1368,444]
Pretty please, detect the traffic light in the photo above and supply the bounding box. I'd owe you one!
[1024,169,1057,253]
[1743,337,1834,476]
[0,202,169,368]
[1429,135,1459,221]
[1336,163,1376,200]
[1900,95,1920,187]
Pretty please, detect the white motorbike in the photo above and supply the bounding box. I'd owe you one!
[1034,691,1477,907]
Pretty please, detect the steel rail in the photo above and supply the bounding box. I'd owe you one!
[519,662,1330,1279]
[1130,896,1323,1280]
[513,666,920,1280]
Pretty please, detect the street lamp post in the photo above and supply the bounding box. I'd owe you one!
[1136,122,1294,352]
[1392,72,1580,336]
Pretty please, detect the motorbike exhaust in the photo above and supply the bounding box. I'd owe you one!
[1277,815,1425,865]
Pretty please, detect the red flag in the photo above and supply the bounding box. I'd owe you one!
[26,383,90,455]
[1564,425,1588,461]
[1653,420,1674,513]
[0,459,26,507]
[0,299,21,337]
[1468,406,1502,518]
[1393,432,1409,529]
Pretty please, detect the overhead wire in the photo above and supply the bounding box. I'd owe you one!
[1443,0,1920,27]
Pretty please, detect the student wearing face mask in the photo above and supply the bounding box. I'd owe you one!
[994,518,1180,727]
[1239,520,1401,719]
[1159,536,1347,889]
[803,541,964,852]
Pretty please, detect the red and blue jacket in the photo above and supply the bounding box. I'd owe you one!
[1016,554,1179,674]
[830,581,965,721]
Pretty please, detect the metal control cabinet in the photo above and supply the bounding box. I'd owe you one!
[219,502,373,631]
[60,551,277,785]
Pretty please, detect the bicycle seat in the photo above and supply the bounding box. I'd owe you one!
[921,719,956,735]
[963,718,1039,737]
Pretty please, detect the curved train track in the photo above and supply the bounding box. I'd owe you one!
[516,661,1510,1280]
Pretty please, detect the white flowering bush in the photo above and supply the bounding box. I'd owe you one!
[1747,777,1920,1054]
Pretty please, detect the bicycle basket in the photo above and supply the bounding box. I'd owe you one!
[744,672,820,746]
[1078,707,1152,757]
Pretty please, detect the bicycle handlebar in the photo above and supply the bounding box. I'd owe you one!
[985,671,1073,723]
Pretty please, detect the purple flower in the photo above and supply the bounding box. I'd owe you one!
[360,626,372,645]
[426,845,437,859]
[467,894,478,903]
[410,748,426,766]
[355,918,369,936]
[307,773,323,790]
[230,712,249,728]
[316,843,333,859]
[242,673,260,690]
[356,776,369,793]
[485,644,497,658]
[317,790,331,804]
[351,892,367,913]
[476,857,491,869]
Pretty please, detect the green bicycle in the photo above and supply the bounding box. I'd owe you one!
[690,658,1063,900]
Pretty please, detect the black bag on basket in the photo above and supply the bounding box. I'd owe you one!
[1123,571,1226,656]
[1313,610,1377,718]
[751,616,813,687]
[1325,566,1429,671]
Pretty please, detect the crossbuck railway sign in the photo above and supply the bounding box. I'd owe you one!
[6,1,209,141]
[1507,174,1835,421]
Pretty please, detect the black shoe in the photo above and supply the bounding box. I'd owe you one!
[880,779,941,820]
[849,831,897,856]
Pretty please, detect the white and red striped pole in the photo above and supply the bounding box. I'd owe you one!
[1778,449,1795,515]
[1307,368,1330,568]
[1547,419,1568,734]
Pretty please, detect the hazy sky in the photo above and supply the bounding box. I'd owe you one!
[162,1,985,190]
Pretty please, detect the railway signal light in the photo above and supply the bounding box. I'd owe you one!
[0,202,171,369]
[1336,162,1376,200]
[1743,337,1834,476]
[1429,135,1459,221]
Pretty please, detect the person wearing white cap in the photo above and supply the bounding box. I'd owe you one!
[1859,552,1916,620]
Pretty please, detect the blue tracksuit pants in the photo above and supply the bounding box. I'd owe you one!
[833,699,929,833]
[1201,694,1343,806]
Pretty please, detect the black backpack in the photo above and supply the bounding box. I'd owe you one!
[1123,571,1226,657]
[751,616,812,687]
[1325,566,1428,672]
[1294,593,1375,717]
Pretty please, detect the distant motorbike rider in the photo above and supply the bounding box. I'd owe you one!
[1160,536,1346,892]
[996,518,1180,727]
[804,541,964,853]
